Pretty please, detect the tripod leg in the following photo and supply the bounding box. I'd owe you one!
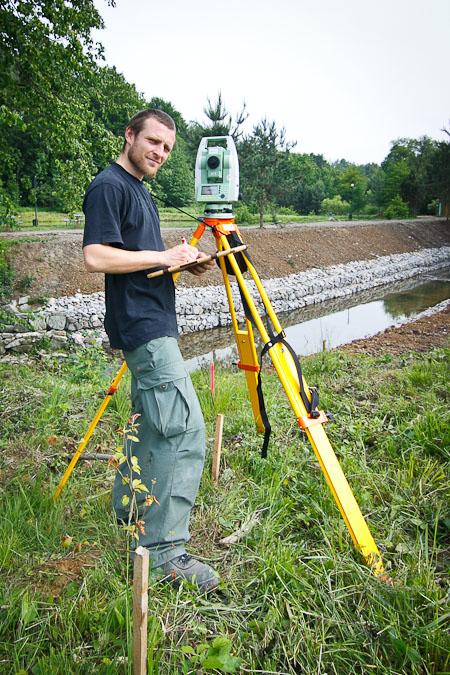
[216,234,384,576]
[53,361,128,500]
[217,242,265,433]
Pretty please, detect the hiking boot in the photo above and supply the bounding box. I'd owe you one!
[154,553,220,592]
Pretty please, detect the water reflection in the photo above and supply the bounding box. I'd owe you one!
[179,269,450,369]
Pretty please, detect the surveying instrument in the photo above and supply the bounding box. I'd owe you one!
[54,136,385,578]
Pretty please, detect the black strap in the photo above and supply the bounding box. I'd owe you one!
[261,331,320,418]
[256,370,271,459]
[235,277,272,457]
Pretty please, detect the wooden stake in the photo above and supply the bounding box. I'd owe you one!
[212,413,224,485]
[133,546,150,675]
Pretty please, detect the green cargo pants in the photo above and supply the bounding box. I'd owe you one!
[113,337,206,568]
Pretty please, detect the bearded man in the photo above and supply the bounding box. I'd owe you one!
[82,109,218,591]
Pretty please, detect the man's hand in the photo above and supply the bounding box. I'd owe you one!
[186,250,216,276]
[160,243,199,268]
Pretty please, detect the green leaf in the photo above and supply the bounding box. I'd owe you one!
[181,645,196,655]
[114,606,125,627]
[20,592,38,627]
[200,637,242,673]
[121,495,129,507]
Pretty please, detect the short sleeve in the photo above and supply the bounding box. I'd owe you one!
[82,182,125,248]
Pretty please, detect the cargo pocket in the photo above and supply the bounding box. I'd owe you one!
[171,429,206,506]
[138,375,193,438]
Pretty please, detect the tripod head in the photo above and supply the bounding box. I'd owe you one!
[195,136,239,218]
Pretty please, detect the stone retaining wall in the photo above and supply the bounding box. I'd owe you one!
[1,246,449,355]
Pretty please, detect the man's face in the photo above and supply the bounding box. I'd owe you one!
[125,117,176,179]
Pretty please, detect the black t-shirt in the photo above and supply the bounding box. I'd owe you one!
[82,163,178,351]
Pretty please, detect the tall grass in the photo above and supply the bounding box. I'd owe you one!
[0,347,448,673]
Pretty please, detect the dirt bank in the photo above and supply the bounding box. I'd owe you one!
[6,217,450,299]
[341,303,450,356]
[4,217,450,355]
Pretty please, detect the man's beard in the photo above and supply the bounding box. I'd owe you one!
[127,145,157,178]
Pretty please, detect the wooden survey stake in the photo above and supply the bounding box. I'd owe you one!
[212,413,224,485]
[133,546,150,675]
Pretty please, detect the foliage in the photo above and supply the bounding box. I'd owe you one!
[151,137,194,207]
[380,137,439,215]
[430,124,450,215]
[239,118,295,226]
[0,0,107,211]
[384,195,410,219]
[337,165,368,215]
[320,195,350,216]
[0,240,15,300]
[277,153,335,215]
[234,203,258,224]
[186,92,248,162]
[0,5,447,221]
[0,1,143,212]
[181,636,242,672]
[0,346,449,673]
[0,187,18,231]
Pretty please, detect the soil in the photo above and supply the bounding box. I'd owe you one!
[5,216,450,355]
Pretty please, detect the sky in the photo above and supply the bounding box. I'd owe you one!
[92,0,450,165]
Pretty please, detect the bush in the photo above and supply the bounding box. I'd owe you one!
[320,195,350,216]
[359,204,381,218]
[0,189,19,232]
[235,204,258,224]
[384,195,410,219]
[277,206,298,216]
[0,241,15,300]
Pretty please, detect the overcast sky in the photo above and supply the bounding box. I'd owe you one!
[93,0,450,165]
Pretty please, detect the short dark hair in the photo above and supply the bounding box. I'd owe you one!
[122,109,176,150]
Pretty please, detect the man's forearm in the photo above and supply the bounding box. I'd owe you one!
[83,244,163,274]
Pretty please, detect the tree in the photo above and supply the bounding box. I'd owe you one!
[152,137,194,207]
[430,123,450,218]
[337,166,368,218]
[278,153,337,214]
[186,93,248,162]
[384,195,410,219]
[149,96,189,140]
[91,66,146,138]
[381,137,438,215]
[239,119,295,227]
[0,0,120,211]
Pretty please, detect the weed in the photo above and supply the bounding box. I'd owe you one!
[16,273,35,292]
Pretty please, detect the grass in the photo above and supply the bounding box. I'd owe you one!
[3,207,403,233]
[0,347,449,673]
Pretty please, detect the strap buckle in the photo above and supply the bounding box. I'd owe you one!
[297,410,331,430]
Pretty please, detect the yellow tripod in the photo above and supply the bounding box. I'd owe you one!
[54,215,385,577]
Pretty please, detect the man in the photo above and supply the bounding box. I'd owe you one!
[82,109,218,591]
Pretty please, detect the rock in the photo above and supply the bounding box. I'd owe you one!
[18,296,29,306]
[30,316,46,331]
[46,313,67,330]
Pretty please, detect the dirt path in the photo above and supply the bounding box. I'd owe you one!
[4,217,450,354]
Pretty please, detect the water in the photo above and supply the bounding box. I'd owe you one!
[179,269,450,370]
